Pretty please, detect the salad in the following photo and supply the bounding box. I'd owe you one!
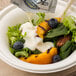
[7,13,76,64]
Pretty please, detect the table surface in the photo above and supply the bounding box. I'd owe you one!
[0,0,76,76]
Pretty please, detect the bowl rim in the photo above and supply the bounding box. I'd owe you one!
[0,0,76,73]
[0,50,76,73]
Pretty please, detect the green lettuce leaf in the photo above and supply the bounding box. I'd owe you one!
[62,16,76,42]
[7,24,26,47]
[32,12,45,26]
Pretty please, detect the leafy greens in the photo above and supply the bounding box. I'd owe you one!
[62,16,76,42]
[7,24,26,47]
[59,40,75,59]
[32,12,45,26]
[45,24,69,39]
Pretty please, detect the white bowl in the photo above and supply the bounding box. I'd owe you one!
[0,0,76,73]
